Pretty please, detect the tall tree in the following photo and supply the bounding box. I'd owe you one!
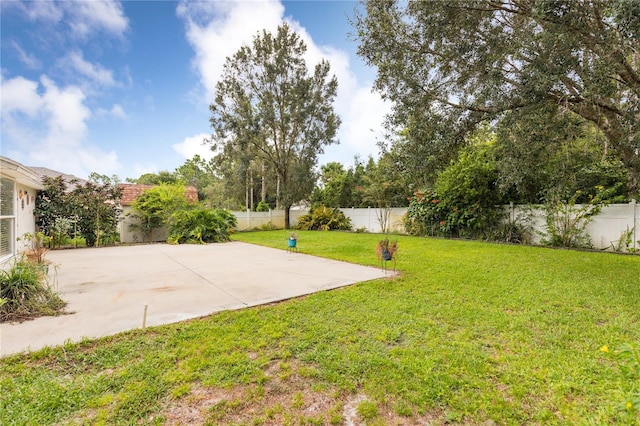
[174,155,218,201]
[209,23,341,228]
[354,0,640,196]
[126,171,179,185]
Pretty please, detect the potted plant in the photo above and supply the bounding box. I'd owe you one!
[18,232,50,271]
[376,237,398,262]
[288,232,298,251]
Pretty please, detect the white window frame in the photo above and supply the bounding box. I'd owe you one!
[1,177,16,261]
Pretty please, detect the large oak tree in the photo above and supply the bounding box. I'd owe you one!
[209,23,340,228]
[355,0,640,196]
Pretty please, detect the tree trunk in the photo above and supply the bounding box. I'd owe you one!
[250,169,254,212]
[284,205,291,229]
[276,176,281,209]
[245,170,249,211]
[261,162,266,203]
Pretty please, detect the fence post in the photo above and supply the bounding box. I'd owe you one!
[632,199,638,251]
[247,208,251,230]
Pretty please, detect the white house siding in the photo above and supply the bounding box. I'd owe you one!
[118,205,169,243]
[0,156,44,266]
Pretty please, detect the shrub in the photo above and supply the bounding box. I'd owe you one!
[49,217,73,249]
[168,208,237,244]
[540,187,613,248]
[433,142,506,238]
[256,201,270,212]
[296,205,352,231]
[0,259,66,322]
[403,189,448,237]
[129,183,194,242]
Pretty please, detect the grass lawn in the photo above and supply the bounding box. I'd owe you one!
[1,231,639,425]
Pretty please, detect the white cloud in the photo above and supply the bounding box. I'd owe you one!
[95,103,127,120]
[14,0,64,23]
[10,40,42,70]
[177,0,285,101]
[67,0,128,39]
[0,75,120,178]
[176,0,388,166]
[1,75,44,115]
[66,50,117,87]
[172,133,215,161]
[9,0,128,39]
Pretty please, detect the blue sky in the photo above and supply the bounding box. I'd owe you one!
[1,0,389,181]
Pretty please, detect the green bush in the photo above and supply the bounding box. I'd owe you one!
[256,201,270,212]
[296,205,352,231]
[433,142,505,238]
[404,142,507,239]
[403,189,448,237]
[0,259,66,322]
[167,208,237,244]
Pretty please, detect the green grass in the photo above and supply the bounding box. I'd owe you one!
[1,230,639,425]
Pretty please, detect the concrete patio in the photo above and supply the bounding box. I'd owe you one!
[1,242,391,357]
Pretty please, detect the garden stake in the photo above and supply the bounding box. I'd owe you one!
[142,303,148,329]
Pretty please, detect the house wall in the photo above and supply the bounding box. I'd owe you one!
[119,206,168,243]
[14,183,39,253]
[0,156,44,267]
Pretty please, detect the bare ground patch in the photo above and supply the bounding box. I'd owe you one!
[160,358,450,425]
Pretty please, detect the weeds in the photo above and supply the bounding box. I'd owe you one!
[0,258,66,322]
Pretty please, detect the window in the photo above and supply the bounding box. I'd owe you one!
[0,177,15,259]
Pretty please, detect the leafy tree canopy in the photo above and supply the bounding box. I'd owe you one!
[127,171,179,185]
[209,23,341,228]
[355,0,640,196]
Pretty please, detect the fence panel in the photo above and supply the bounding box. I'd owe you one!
[229,202,639,251]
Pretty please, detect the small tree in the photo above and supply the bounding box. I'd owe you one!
[35,175,121,247]
[128,184,194,242]
[361,155,408,233]
[69,181,122,247]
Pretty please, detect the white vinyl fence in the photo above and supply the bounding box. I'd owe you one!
[231,201,639,251]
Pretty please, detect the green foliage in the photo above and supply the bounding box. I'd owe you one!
[48,217,73,249]
[495,108,631,203]
[540,187,614,248]
[210,23,340,228]
[174,154,220,202]
[601,343,640,419]
[34,176,74,235]
[256,201,270,212]
[355,0,640,196]
[168,208,237,244]
[356,400,378,421]
[0,259,66,322]
[403,189,448,237]
[433,141,505,238]
[69,181,121,247]
[405,140,506,239]
[256,221,280,231]
[128,184,193,242]
[296,205,352,231]
[36,176,121,248]
[610,226,637,253]
[311,160,370,208]
[127,171,179,185]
